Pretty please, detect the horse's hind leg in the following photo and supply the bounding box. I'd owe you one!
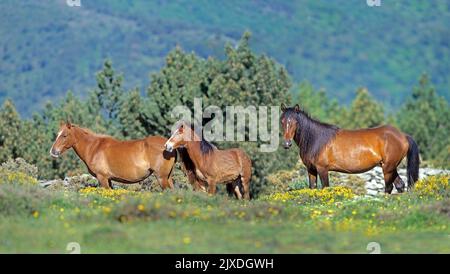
[241,176,250,200]
[393,174,405,193]
[155,162,175,190]
[383,168,404,194]
[382,155,405,193]
[390,169,405,193]
[155,175,173,190]
[233,181,243,200]
[239,153,252,200]
[382,170,395,194]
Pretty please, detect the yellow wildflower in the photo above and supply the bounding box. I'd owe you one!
[183,236,191,245]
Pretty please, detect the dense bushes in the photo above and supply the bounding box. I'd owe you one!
[1,158,38,178]
[414,175,449,200]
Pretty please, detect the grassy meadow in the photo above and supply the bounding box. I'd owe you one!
[0,167,448,254]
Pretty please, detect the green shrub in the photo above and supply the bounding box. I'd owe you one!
[0,183,49,216]
[1,158,38,178]
[414,175,449,199]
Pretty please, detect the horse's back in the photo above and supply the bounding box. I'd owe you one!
[143,135,169,150]
[338,124,407,143]
[341,124,400,135]
[224,148,250,161]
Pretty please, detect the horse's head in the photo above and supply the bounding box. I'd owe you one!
[165,122,196,152]
[50,121,76,158]
[280,103,300,149]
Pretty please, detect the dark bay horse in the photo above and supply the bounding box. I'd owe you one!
[50,122,177,189]
[280,104,420,193]
[164,122,252,199]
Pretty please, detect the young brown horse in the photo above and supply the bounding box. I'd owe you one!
[50,122,177,189]
[280,104,420,193]
[164,122,252,199]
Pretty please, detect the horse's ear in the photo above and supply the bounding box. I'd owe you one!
[281,103,286,112]
[66,120,72,129]
[59,120,65,127]
[294,104,300,113]
[179,123,184,133]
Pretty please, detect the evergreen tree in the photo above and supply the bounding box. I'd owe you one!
[146,46,210,134]
[118,89,147,139]
[92,60,125,133]
[340,88,385,129]
[0,100,22,161]
[397,74,450,166]
[295,81,341,123]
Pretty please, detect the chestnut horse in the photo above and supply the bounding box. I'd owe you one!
[164,122,252,200]
[280,104,420,193]
[50,122,176,189]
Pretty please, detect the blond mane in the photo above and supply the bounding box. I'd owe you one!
[73,125,112,139]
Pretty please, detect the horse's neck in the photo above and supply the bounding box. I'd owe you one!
[293,113,337,163]
[294,116,309,144]
[185,141,207,171]
[72,128,99,164]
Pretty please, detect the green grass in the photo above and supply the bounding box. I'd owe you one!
[0,174,449,253]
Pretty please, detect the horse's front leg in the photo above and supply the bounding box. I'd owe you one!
[207,181,217,195]
[317,168,330,188]
[96,174,111,189]
[307,169,318,189]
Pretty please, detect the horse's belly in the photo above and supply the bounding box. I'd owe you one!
[104,155,151,182]
[197,168,239,184]
[328,145,382,173]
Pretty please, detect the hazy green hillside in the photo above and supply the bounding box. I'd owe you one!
[0,0,449,115]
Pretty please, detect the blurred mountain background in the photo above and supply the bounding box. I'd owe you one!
[0,0,449,115]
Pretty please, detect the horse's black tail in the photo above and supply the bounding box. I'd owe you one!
[406,135,420,190]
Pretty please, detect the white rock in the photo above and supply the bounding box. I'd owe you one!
[366,189,379,196]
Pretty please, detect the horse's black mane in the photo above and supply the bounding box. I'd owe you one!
[188,123,216,155]
[282,108,339,165]
[200,139,215,154]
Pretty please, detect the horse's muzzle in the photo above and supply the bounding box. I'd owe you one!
[164,143,173,152]
[50,148,61,158]
[283,140,292,149]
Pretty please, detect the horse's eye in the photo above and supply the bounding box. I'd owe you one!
[63,135,68,138]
